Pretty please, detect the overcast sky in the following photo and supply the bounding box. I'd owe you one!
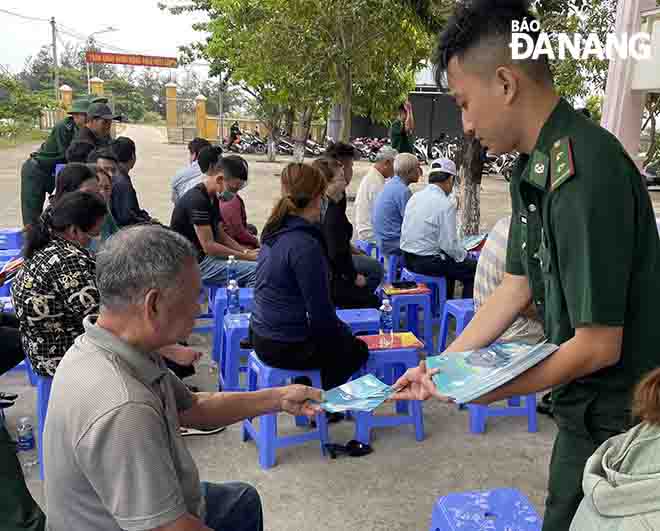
[0,1,209,78]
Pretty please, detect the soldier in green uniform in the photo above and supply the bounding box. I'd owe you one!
[392,2,660,530]
[20,98,88,227]
[74,102,120,148]
[19,97,108,227]
[390,101,415,154]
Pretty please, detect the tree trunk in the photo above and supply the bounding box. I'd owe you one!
[327,104,342,143]
[265,107,282,163]
[456,135,484,239]
[267,129,278,162]
[284,108,295,137]
[293,106,314,163]
[338,65,352,142]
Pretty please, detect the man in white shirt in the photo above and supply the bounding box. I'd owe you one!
[400,158,477,298]
[354,146,397,241]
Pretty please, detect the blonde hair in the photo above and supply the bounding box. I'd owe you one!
[633,368,660,424]
[263,163,326,240]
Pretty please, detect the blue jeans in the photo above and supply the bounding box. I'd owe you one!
[202,481,263,531]
[199,256,257,287]
[352,254,384,293]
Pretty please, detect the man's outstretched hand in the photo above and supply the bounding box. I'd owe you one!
[391,361,451,402]
[279,385,323,417]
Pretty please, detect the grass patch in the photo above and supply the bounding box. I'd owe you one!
[0,129,48,150]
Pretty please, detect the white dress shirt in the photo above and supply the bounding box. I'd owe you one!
[354,166,386,241]
[400,183,467,262]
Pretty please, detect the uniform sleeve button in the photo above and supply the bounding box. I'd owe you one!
[529,204,537,212]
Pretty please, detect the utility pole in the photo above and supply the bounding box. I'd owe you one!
[50,17,59,101]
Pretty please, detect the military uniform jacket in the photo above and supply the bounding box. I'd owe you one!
[74,126,109,148]
[31,116,78,174]
[505,98,660,402]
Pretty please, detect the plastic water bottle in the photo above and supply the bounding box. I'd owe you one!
[227,279,241,315]
[16,416,38,473]
[226,255,237,285]
[379,299,394,348]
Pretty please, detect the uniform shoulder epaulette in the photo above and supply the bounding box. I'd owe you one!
[63,119,74,131]
[550,137,575,190]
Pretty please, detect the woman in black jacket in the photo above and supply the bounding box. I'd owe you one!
[313,158,380,309]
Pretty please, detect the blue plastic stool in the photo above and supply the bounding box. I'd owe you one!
[386,292,434,354]
[220,313,251,391]
[336,308,380,335]
[468,394,538,434]
[354,240,382,262]
[439,298,476,351]
[36,372,53,480]
[242,351,329,469]
[54,163,65,176]
[429,488,542,530]
[401,269,448,325]
[211,287,255,366]
[0,229,22,250]
[354,342,424,443]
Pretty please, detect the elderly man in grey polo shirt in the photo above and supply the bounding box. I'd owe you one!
[43,225,322,531]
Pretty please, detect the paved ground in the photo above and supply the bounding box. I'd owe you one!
[1,124,658,530]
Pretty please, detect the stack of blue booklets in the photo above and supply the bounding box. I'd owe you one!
[426,341,559,404]
[320,374,396,413]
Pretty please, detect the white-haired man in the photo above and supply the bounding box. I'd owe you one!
[354,146,398,242]
[372,152,421,256]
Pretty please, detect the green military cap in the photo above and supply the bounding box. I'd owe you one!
[68,98,90,114]
[87,102,122,121]
[90,96,109,105]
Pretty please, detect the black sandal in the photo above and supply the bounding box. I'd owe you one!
[324,440,373,459]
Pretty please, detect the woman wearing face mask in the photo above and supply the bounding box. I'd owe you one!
[314,158,380,309]
[11,192,107,377]
[249,163,369,394]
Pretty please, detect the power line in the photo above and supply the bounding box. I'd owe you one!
[0,7,50,24]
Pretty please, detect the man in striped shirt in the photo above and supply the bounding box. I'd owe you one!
[474,216,544,344]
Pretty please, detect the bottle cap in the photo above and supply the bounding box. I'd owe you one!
[229,255,235,260]
[382,299,390,305]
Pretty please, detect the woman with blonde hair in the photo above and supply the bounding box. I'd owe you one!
[570,368,660,530]
[250,163,368,394]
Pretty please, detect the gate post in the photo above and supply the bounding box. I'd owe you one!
[195,94,208,138]
[165,82,177,129]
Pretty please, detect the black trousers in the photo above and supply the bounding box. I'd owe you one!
[0,313,25,376]
[333,278,380,309]
[403,252,478,299]
[250,323,369,390]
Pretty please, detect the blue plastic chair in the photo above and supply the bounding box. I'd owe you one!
[211,287,255,366]
[468,395,538,434]
[193,285,217,334]
[385,292,434,354]
[336,308,380,335]
[0,229,23,250]
[354,341,424,443]
[219,313,251,391]
[438,298,476,351]
[242,351,329,469]
[35,371,53,480]
[429,488,542,530]
[401,268,448,325]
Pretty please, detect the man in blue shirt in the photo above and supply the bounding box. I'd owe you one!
[171,137,212,205]
[372,153,421,256]
[400,158,477,297]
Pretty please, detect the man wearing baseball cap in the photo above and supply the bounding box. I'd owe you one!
[75,102,121,148]
[19,96,107,227]
[400,157,478,298]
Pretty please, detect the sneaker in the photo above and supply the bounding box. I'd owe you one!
[179,426,227,437]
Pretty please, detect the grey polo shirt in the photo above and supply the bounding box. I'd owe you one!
[44,316,204,531]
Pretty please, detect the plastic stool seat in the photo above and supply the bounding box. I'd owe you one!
[211,288,255,367]
[242,352,329,469]
[429,488,542,530]
[336,308,380,335]
[354,240,381,261]
[354,343,424,443]
[220,313,251,391]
